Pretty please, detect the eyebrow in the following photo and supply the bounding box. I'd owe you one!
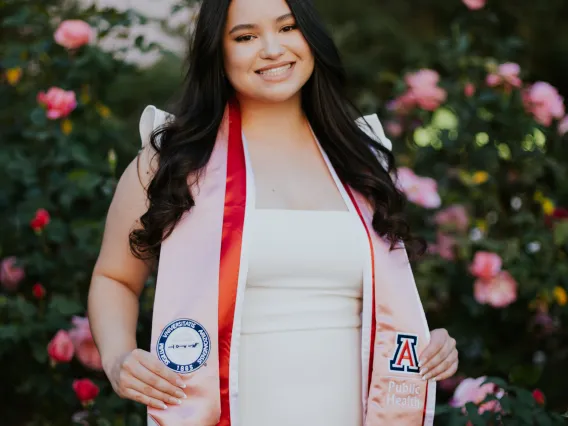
[228,13,294,35]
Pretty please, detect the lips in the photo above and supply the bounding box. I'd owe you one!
[255,61,295,75]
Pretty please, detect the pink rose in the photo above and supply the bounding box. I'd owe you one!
[464,83,475,98]
[474,271,517,308]
[72,379,100,404]
[405,69,440,89]
[486,63,522,90]
[558,116,568,136]
[434,204,469,233]
[390,92,416,115]
[429,233,457,261]
[385,120,403,138]
[405,70,447,111]
[0,256,25,292]
[523,82,565,126]
[451,376,502,414]
[54,20,93,50]
[69,316,103,371]
[396,167,441,209]
[469,251,502,280]
[37,87,77,120]
[462,0,486,10]
[47,330,75,363]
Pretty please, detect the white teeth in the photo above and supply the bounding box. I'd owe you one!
[259,64,292,76]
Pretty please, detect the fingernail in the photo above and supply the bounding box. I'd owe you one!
[162,404,168,410]
[177,380,186,388]
[176,399,182,405]
[421,367,428,375]
[176,391,186,399]
[423,374,430,381]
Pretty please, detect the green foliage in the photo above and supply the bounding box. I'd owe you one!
[326,0,568,422]
[0,0,164,424]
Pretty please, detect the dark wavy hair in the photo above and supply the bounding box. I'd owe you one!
[129,0,425,262]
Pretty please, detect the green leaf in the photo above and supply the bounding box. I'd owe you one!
[31,343,48,363]
[48,295,84,316]
[30,108,48,126]
[484,376,509,390]
[553,222,568,246]
[465,402,485,426]
[535,412,553,426]
[0,325,19,340]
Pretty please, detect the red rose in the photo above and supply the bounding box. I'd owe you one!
[30,208,51,231]
[532,388,545,405]
[32,283,46,299]
[545,207,568,227]
[72,379,100,404]
[47,330,74,363]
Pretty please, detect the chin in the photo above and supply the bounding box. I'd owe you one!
[250,80,306,103]
[256,89,301,103]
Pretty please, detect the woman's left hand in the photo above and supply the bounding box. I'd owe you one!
[419,328,458,382]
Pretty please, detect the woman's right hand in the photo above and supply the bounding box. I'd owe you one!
[107,348,188,410]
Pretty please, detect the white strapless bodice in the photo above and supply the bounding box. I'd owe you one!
[238,209,369,426]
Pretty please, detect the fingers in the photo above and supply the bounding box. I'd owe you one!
[419,328,447,367]
[135,349,187,389]
[433,359,459,382]
[128,376,184,407]
[124,388,171,410]
[423,349,458,381]
[124,359,187,400]
[420,333,457,381]
[115,349,187,409]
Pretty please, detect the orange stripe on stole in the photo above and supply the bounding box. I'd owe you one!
[217,100,246,426]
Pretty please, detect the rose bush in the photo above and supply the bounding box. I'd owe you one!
[0,0,166,424]
[357,0,568,423]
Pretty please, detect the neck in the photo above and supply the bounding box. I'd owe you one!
[237,92,309,146]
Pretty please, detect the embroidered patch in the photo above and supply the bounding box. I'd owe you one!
[389,333,420,374]
[156,319,210,374]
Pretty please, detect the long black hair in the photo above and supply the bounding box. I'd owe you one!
[129,0,425,261]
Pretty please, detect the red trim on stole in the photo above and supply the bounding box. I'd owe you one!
[217,100,246,426]
[344,188,376,397]
[421,383,429,426]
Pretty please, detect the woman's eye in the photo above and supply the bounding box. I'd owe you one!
[281,24,297,32]
[235,34,255,43]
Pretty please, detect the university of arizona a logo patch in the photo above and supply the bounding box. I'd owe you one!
[389,333,420,374]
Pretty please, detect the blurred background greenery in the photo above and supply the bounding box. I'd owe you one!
[1,0,567,424]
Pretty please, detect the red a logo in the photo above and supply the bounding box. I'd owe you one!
[389,333,420,374]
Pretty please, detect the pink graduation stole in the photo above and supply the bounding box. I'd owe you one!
[139,101,436,426]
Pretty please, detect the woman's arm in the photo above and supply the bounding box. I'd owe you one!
[88,146,186,409]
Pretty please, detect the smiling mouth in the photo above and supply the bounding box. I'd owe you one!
[255,63,295,77]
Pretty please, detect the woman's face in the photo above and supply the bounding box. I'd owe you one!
[223,0,315,103]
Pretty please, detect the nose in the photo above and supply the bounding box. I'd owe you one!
[260,34,284,60]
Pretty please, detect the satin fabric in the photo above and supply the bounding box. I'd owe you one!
[141,100,436,426]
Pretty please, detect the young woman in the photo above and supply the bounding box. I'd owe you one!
[88,0,458,425]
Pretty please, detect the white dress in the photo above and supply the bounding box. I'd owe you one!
[238,209,369,426]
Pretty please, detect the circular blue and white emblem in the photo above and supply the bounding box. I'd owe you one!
[156,319,210,374]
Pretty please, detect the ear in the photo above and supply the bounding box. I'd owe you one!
[355,113,393,151]
[139,105,172,147]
